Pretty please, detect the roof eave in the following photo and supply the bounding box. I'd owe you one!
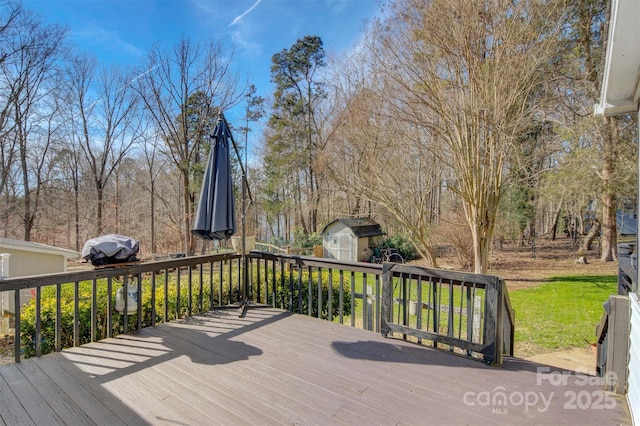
[596,0,640,117]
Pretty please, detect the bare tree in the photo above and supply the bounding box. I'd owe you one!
[0,1,23,207]
[135,38,243,253]
[562,0,637,262]
[63,54,143,236]
[1,9,66,240]
[140,130,168,254]
[368,0,566,273]
[325,48,442,265]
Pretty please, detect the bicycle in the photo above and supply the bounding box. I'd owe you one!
[370,247,404,264]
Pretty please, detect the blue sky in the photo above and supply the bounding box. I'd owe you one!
[21,0,381,121]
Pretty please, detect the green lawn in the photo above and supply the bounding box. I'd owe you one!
[508,275,617,357]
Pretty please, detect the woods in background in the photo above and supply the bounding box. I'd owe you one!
[0,0,635,272]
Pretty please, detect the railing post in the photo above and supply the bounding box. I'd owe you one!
[604,295,630,394]
[482,277,502,365]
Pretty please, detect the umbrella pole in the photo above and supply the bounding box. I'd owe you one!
[239,163,249,317]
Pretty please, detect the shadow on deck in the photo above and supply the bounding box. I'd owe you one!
[0,308,630,425]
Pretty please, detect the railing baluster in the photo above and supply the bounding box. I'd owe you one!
[426,277,433,331]
[339,270,344,325]
[137,274,142,330]
[350,272,355,327]
[151,271,157,327]
[249,257,264,303]
[363,273,368,330]
[458,281,465,341]
[433,278,440,348]
[91,279,97,342]
[164,269,169,322]
[107,277,113,338]
[176,267,181,318]
[199,264,203,313]
[188,265,193,317]
[74,281,79,347]
[416,276,422,343]
[208,261,214,309]
[448,279,454,344]
[295,265,303,314]
[123,275,129,334]
[236,257,241,296]
[55,283,61,352]
[227,259,232,304]
[218,259,223,306]
[35,286,41,357]
[308,266,313,316]
[465,282,472,346]
[14,290,20,363]
[375,274,380,332]
[328,268,333,323]
[316,267,322,318]
[402,274,407,340]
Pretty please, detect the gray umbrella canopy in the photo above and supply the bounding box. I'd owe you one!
[191,114,236,241]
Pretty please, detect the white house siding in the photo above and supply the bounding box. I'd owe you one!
[629,293,640,424]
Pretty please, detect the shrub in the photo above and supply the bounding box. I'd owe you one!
[273,270,351,319]
[293,228,322,248]
[383,234,419,261]
[19,268,351,358]
[20,275,221,358]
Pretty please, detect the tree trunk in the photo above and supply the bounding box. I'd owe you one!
[150,179,156,254]
[467,205,492,274]
[581,219,601,253]
[471,224,491,274]
[600,116,618,262]
[96,181,104,235]
[181,168,191,254]
[75,184,80,251]
[550,202,562,241]
[21,144,31,241]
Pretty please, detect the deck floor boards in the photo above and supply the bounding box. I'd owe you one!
[0,307,630,425]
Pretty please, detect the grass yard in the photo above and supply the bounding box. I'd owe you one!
[509,274,617,357]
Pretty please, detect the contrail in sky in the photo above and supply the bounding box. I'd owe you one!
[228,0,263,27]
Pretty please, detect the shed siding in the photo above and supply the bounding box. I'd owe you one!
[0,247,68,319]
[629,293,640,423]
[0,248,66,276]
[321,219,385,262]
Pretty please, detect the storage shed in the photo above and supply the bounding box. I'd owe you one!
[321,217,385,262]
[0,238,79,277]
[0,238,79,332]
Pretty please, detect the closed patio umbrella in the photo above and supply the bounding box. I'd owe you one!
[191,112,236,241]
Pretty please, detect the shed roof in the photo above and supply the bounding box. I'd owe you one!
[321,217,385,238]
[0,238,79,259]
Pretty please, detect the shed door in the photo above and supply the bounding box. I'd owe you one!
[328,233,352,261]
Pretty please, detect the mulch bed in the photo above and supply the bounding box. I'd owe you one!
[0,335,15,365]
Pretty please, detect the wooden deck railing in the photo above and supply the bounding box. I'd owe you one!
[379,263,514,365]
[595,250,636,393]
[0,251,514,365]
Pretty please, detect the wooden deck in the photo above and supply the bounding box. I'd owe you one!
[0,308,630,425]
